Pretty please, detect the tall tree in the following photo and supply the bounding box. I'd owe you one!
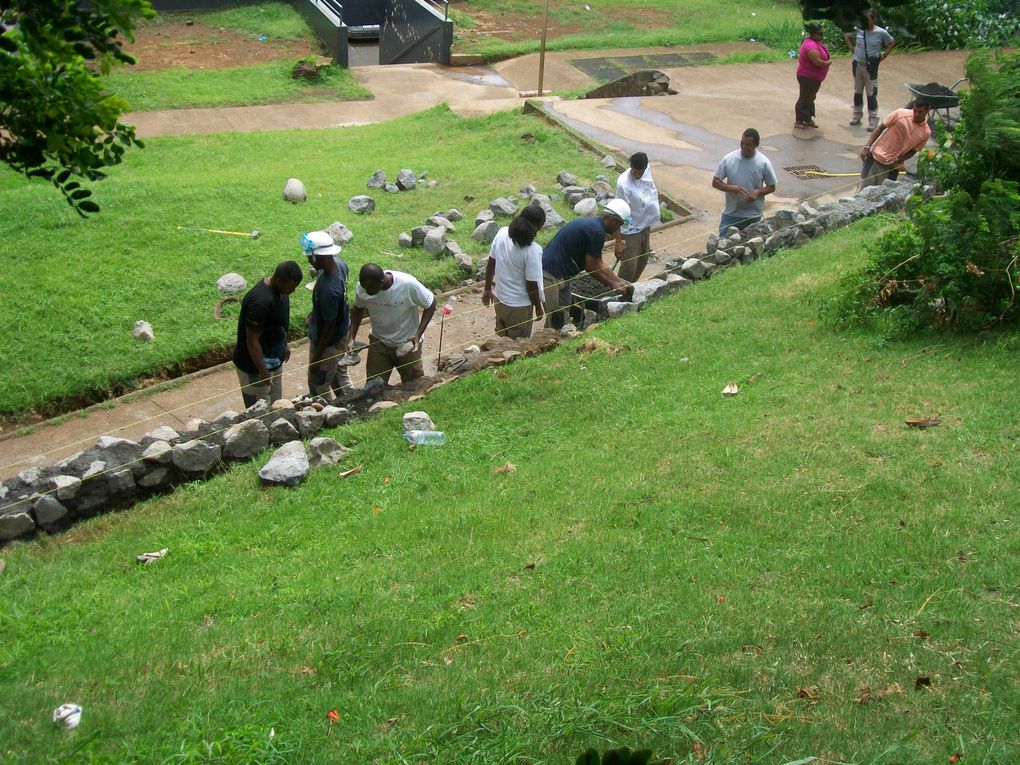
[0,0,154,216]
[799,1,909,32]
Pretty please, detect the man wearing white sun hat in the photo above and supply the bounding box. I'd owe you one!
[540,198,635,329]
[302,230,353,401]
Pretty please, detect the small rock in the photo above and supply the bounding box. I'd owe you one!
[212,410,240,429]
[398,232,413,248]
[223,419,270,460]
[141,426,179,447]
[33,495,68,527]
[216,273,247,295]
[326,222,353,245]
[396,169,417,190]
[368,401,399,414]
[0,512,34,541]
[321,405,351,427]
[291,60,318,80]
[489,197,519,217]
[366,170,387,189]
[171,440,221,474]
[50,475,81,501]
[142,440,173,464]
[269,418,300,444]
[601,155,617,168]
[294,410,326,438]
[474,209,495,226]
[428,215,455,231]
[680,258,707,280]
[606,301,636,318]
[574,198,599,217]
[560,323,578,336]
[445,209,463,222]
[105,467,136,495]
[465,344,481,353]
[271,399,295,412]
[138,468,170,490]
[132,321,154,342]
[402,411,435,433]
[472,220,499,244]
[348,195,376,214]
[283,178,307,203]
[384,183,399,193]
[424,227,447,255]
[557,171,579,187]
[307,437,349,468]
[259,441,310,487]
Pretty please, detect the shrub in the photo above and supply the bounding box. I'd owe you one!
[890,0,1019,49]
[829,50,1020,332]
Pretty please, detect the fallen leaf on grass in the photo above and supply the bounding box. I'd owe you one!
[915,675,931,689]
[523,562,536,570]
[383,476,391,484]
[948,754,962,763]
[715,594,726,604]
[326,709,340,723]
[337,464,363,478]
[456,634,468,643]
[796,687,819,700]
[905,417,942,429]
[136,548,168,565]
[913,629,929,639]
[856,682,903,704]
[494,462,517,474]
[693,741,705,762]
[373,506,382,513]
[722,382,739,397]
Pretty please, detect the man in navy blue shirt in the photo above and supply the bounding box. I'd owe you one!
[541,199,634,329]
[303,231,353,401]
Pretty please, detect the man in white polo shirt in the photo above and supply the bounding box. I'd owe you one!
[615,151,660,282]
[349,263,437,385]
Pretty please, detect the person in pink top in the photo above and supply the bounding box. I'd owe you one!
[795,22,831,129]
[859,98,932,188]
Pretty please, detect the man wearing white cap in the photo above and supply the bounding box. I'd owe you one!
[540,198,635,329]
[302,231,353,400]
[349,263,437,385]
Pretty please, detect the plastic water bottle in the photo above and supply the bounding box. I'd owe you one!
[403,430,446,445]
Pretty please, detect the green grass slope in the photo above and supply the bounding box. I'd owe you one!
[1,218,1017,764]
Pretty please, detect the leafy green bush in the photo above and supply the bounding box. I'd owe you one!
[890,0,1019,49]
[829,50,1020,332]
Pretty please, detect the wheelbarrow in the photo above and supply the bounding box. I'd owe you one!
[905,77,967,130]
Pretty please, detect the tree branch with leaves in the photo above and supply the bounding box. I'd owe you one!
[0,0,154,216]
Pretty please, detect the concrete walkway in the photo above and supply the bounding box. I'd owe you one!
[1,46,970,479]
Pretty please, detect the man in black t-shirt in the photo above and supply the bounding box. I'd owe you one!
[232,261,303,408]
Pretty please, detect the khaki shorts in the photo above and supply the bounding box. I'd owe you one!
[542,270,573,330]
[366,333,424,385]
[235,366,283,407]
[494,299,535,339]
[308,338,353,400]
[617,228,651,283]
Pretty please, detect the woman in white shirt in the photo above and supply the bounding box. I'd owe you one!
[482,204,547,339]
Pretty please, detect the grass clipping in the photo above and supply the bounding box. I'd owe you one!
[576,338,627,356]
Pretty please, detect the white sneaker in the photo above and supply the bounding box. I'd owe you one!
[849,116,862,126]
[866,116,879,132]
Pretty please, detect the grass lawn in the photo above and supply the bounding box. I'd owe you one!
[1,219,1017,764]
[104,61,371,112]
[451,0,804,60]
[0,107,612,419]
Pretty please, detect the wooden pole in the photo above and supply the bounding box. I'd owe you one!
[537,0,550,96]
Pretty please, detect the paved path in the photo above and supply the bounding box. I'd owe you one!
[1,46,970,479]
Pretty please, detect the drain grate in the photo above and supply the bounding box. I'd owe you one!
[785,164,830,180]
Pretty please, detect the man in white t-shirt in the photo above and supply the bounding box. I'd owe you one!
[349,264,436,384]
[482,204,546,339]
[615,152,660,282]
[711,128,777,235]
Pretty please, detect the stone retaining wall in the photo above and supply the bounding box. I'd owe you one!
[0,178,922,546]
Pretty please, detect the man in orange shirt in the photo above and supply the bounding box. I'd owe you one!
[859,98,931,189]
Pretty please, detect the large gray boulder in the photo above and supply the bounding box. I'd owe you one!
[216,273,247,295]
[139,467,171,490]
[411,225,431,246]
[259,442,310,487]
[474,209,495,227]
[348,195,376,214]
[322,406,351,427]
[398,232,413,248]
[574,198,599,217]
[106,467,136,496]
[606,301,637,318]
[49,475,81,501]
[428,215,455,231]
[142,440,173,465]
[141,426,180,447]
[557,171,579,186]
[171,440,221,474]
[680,258,707,280]
[223,419,270,460]
[564,186,593,206]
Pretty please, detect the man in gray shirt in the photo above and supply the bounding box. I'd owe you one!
[844,8,895,130]
[711,128,777,235]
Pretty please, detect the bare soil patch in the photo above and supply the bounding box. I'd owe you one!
[451,2,675,45]
[124,20,322,71]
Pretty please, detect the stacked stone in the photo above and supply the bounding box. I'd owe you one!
[399,209,472,272]
[0,399,354,544]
